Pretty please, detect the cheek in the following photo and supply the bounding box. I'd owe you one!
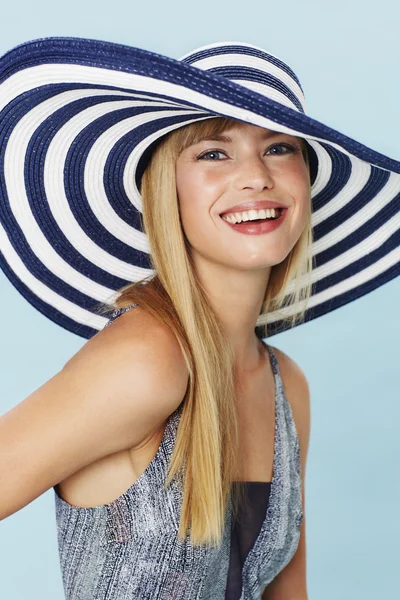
[176,173,224,250]
[279,165,311,228]
[283,165,310,202]
[176,170,203,221]
[176,167,221,221]
[175,172,206,244]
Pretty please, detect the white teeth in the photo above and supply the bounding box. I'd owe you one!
[222,208,281,224]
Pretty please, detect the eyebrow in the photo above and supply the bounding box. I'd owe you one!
[195,130,286,144]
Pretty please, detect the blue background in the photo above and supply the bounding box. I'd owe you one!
[0,0,399,598]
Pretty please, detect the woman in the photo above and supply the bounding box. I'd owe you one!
[0,38,398,600]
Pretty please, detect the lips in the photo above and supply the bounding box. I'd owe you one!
[220,200,287,216]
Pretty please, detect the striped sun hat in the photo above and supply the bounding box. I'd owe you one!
[0,37,399,339]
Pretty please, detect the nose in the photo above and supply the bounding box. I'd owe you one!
[233,154,274,192]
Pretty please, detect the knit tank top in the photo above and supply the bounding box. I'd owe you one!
[54,304,303,599]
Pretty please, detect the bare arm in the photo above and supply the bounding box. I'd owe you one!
[0,308,188,520]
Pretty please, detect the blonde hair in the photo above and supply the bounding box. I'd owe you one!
[95,117,313,548]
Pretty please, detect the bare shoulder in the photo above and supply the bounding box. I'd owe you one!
[0,305,189,519]
[67,304,190,438]
[269,346,309,399]
[78,305,188,380]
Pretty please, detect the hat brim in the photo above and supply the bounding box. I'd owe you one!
[0,36,399,338]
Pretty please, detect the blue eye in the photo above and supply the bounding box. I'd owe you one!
[266,143,298,155]
[197,149,226,161]
[196,143,298,161]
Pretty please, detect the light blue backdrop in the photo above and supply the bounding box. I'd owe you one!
[0,1,399,598]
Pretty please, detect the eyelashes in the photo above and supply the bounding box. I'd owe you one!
[196,143,300,161]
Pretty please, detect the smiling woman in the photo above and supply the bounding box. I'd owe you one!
[178,125,309,250]
[0,36,398,600]
[118,115,313,548]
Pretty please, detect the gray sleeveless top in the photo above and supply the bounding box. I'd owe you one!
[54,304,303,599]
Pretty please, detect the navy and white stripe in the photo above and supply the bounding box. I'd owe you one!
[0,37,398,338]
[180,42,307,113]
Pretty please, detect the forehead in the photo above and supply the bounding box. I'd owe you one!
[193,121,298,144]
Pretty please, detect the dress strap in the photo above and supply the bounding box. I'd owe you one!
[260,339,276,370]
[260,339,283,393]
[104,303,140,328]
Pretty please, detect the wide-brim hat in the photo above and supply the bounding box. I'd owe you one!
[0,36,399,339]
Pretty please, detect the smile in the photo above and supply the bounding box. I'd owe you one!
[220,208,288,235]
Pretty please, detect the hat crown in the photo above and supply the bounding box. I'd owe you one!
[179,41,307,113]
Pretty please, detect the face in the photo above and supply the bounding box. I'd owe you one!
[175,122,311,273]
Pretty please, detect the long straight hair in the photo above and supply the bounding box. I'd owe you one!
[96,117,313,548]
